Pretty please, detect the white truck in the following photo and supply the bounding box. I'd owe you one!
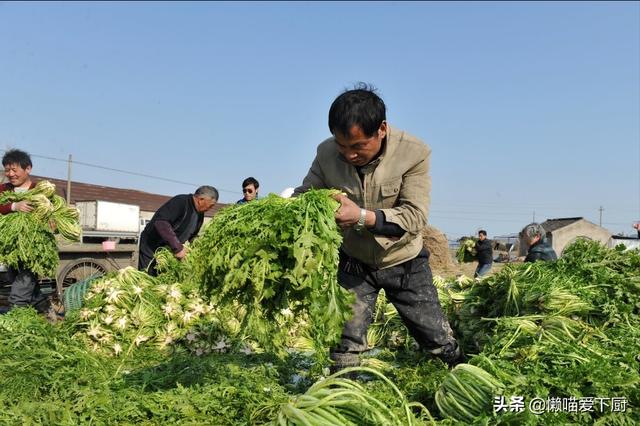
[54,200,141,297]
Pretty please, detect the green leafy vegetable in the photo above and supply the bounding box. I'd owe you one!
[187,189,354,362]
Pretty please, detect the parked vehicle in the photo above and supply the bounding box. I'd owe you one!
[55,200,140,297]
[1,200,141,305]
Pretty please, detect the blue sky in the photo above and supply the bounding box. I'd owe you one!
[1,1,638,238]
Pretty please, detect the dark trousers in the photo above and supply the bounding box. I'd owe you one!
[335,252,457,356]
[137,244,158,276]
[2,269,49,312]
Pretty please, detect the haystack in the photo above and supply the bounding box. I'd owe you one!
[422,224,457,276]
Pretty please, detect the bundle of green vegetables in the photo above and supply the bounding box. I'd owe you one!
[435,363,504,422]
[0,180,81,277]
[437,240,640,424]
[367,290,416,351]
[456,238,477,263]
[72,267,240,357]
[186,189,354,362]
[255,366,432,426]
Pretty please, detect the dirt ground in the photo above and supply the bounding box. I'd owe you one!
[452,253,506,278]
[422,225,506,278]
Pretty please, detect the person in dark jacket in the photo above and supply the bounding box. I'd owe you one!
[474,230,493,277]
[0,149,51,314]
[633,222,640,238]
[520,222,557,262]
[138,186,218,275]
[237,177,259,204]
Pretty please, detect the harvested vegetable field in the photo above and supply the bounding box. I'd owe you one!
[1,190,638,425]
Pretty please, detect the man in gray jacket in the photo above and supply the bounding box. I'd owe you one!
[294,84,463,370]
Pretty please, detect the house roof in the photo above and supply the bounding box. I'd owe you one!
[541,217,583,233]
[31,175,226,217]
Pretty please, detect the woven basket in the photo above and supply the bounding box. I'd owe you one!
[63,276,99,312]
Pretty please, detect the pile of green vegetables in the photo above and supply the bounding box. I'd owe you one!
[0,308,432,425]
[436,240,640,424]
[456,238,477,263]
[367,290,416,352]
[0,180,81,277]
[184,189,354,363]
[2,182,639,426]
[73,267,213,355]
[71,189,354,365]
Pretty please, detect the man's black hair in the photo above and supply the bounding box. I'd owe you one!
[328,82,386,138]
[242,177,259,189]
[479,230,487,237]
[2,149,32,169]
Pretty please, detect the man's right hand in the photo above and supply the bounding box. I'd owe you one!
[175,247,187,260]
[12,201,32,212]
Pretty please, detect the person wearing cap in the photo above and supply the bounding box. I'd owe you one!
[138,186,218,276]
[293,83,463,371]
[0,149,52,315]
[520,222,558,262]
[237,177,259,204]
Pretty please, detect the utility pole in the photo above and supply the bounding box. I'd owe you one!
[533,211,536,222]
[599,206,604,227]
[66,154,72,205]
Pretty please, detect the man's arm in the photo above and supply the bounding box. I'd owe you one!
[377,149,430,235]
[152,196,187,253]
[370,210,406,237]
[525,251,541,262]
[0,201,33,214]
[0,184,14,214]
[154,221,183,253]
[0,183,36,214]
[0,203,13,215]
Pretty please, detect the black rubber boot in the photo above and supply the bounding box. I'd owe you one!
[439,341,466,368]
[32,297,52,314]
[329,352,361,378]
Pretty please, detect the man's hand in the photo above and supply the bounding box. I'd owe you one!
[333,194,360,229]
[333,194,361,229]
[13,201,32,213]
[175,247,187,260]
[332,194,376,230]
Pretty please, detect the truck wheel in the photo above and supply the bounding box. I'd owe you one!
[57,258,108,299]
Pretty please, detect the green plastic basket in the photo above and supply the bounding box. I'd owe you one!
[63,275,100,313]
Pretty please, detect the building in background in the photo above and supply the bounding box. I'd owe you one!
[519,217,612,257]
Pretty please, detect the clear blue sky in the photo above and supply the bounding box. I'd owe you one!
[1,1,638,238]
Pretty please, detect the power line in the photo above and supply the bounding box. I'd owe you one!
[429,215,527,224]
[4,150,637,219]
[430,209,532,218]
[1,149,237,195]
[433,202,639,214]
